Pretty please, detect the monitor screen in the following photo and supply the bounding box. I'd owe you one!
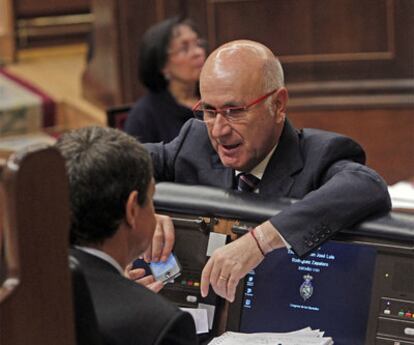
[239,241,376,345]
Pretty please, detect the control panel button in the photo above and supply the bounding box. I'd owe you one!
[404,327,414,336]
[186,295,198,303]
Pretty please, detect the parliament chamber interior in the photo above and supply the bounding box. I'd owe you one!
[0,1,413,345]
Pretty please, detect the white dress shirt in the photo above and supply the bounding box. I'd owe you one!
[75,245,124,275]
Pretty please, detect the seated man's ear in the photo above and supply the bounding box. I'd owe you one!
[125,191,139,228]
[274,87,288,122]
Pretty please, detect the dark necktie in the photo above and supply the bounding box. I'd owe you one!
[237,173,260,193]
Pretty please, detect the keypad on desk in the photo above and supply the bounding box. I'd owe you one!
[172,269,201,290]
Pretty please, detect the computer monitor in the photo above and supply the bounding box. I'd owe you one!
[234,241,377,345]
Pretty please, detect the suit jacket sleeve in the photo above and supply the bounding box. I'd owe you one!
[157,310,198,345]
[270,134,391,258]
[146,119,195,182]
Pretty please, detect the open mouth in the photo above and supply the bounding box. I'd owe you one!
[221,143,241,151]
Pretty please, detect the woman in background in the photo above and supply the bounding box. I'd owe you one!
[125,17,206,143]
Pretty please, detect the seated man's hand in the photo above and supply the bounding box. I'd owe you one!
[143,214,175,263]
[124,263,163,293]
[200,221,285,302]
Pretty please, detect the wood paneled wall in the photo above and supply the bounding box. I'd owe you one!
[14,0,90,18]
[0,0,16,63]
[1,0,91,54]
[208,0,413,81]
[83,0,413,106]
[289,108,414,185]
[82,0,414,184]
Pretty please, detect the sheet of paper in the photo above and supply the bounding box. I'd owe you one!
[198,303,216,330]
[0,133,56,151]
[206,232,227,256]
[388,181,414,209]
[180,307,209,334]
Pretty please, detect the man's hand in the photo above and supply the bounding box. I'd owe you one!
[124,263,163,293]
[200,230,264,302]
[143,214,175,263]
[200,221,285,302]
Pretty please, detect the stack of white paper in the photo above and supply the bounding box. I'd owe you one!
[208,327,334,345]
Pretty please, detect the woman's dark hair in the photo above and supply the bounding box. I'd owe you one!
[139,16,199,92]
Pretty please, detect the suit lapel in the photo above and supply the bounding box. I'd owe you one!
[259,120,303,197]
[206,152,234,189]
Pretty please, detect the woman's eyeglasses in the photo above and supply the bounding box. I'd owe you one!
[168,38,207,56]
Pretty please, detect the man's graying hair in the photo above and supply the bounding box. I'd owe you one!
[56,126,153,245]
[263,56,284,92]
[262,56,284,111]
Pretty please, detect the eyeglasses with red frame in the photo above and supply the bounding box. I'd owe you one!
[192,88,278,124]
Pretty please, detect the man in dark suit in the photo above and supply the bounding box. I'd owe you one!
[56,127,197,345]
[144,40,391,303]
